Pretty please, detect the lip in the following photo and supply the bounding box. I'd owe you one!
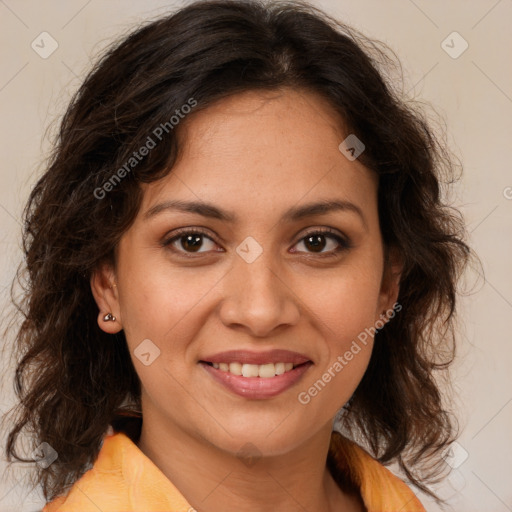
[199,360,313,399]
[200,349,311,365]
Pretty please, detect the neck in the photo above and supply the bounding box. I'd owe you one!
[135,409,364,512]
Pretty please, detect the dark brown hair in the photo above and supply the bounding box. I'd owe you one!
[2,0,479,505]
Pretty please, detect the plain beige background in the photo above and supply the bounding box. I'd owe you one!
[0,1,511,511]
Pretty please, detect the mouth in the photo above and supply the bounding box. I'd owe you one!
[198,357,313,399]
[200,360,309,378]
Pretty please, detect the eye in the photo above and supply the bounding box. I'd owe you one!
[162,227,351,258]
[162,228,220,256]
[291,228,351,257]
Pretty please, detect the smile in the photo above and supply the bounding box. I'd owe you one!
[204,361,300,378]
[199,360,313,399]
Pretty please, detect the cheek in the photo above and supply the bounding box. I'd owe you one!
[305,261,383,345]
[116,248,220,345]
[298,278,377,412]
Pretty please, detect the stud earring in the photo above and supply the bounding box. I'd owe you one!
[103,312,116,322]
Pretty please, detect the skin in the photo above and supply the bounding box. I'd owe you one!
[91,87,402,512]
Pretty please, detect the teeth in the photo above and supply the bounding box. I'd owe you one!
[242,364,260,377]
[229,362,242,375]
[209,361,298,378]
[258,363,275,378]
[275,362,285,375]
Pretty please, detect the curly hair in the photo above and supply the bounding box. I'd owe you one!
[2,0,478,505]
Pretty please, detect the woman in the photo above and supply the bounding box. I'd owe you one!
[3,1,476,510]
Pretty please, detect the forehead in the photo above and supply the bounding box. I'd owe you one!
[140,88,378,222]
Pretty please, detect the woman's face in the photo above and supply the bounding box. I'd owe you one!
[93,87,400,456]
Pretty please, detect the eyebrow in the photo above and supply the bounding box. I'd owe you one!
[144,198,368,230]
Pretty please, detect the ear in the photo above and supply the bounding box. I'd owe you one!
[90,262,122,334]
[375,245,403,326]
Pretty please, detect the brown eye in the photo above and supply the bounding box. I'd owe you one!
[163,229,219,255]
[303,234,328,253]
[178,233,204,253]
[292,229,351,256]
[162,227,351,259]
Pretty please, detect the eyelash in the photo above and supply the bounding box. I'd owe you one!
[161,227,352,259]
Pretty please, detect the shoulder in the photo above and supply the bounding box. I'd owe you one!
[328,431,426,512]
[42,432,131,512]
[43,429,193,512]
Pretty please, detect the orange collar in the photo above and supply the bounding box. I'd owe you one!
[44,430,426,512]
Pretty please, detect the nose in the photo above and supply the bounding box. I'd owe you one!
[218,253,301,338]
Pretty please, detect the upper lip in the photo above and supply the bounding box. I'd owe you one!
[200,349,312,365]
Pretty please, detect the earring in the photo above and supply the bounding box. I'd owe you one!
[103,312,116,322]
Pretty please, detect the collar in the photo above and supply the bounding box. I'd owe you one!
[44,428,426,511]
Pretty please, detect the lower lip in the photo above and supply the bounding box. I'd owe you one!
[199,361,313,399]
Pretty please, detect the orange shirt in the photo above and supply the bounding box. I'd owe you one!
[43,430,426,512]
